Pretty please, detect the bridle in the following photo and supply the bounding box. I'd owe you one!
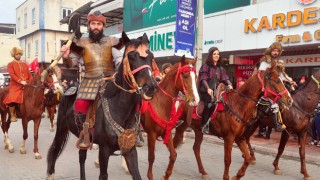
[257,70,288,104]
[174,63,196,98]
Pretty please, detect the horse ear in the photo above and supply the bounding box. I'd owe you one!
[141,33,149,44]
[181,55,186,65]
[122,31,130,44]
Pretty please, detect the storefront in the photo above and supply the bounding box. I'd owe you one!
[119,0,320,85]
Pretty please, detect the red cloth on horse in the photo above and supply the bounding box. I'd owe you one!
[74,99,91,114]
[3,60,32,105]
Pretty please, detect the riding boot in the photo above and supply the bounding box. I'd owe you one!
[9,106,17,122]
[201,105,211,134]
[254,124,265,138]
[75,114,90,149]
[265,127,272,139]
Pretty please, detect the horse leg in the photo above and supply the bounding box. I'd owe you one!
[223,137,234,180]
[147,133,157,180]
[4,132,14,153]
[20,118,28,154]
[33,118,42,159]
[162,136,177,180]
[273,131,289,175]
[98,145,111,180]
[193,122,210,179]
[246,122,259,165]
[298,131,311,179]
[79,149,87,180]
[173,121,188,148]
[233,140,251,179]
[47,107,54,132]
[123,147,142,180]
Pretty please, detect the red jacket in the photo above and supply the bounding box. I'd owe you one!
[3,60,32,105]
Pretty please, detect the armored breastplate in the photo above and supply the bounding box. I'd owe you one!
[76,36,116,78]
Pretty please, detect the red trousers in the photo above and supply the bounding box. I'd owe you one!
[74,99,91,114]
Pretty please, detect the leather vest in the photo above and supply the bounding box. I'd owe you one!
[75,36,118,78]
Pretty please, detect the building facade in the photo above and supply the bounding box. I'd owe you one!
[16,0,88,64]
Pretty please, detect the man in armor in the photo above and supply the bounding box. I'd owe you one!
[3,47,33,122]
[62,11,160,149]
[253,42,295,137]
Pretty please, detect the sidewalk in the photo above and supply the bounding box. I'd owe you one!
[185,129,320,165]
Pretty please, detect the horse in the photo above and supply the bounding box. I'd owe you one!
[0,66,59,159]
[46,33,158,180]
[44,81,63,132]
[172,64,293,180]
[139,56,199,180]
[245,70,320,180]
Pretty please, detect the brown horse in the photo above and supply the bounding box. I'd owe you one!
[173,66,293,180]
[140,56,199,180]
[0,67,57,159]
[245,70,320,180]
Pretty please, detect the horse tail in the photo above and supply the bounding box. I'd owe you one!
[47,95,73,176]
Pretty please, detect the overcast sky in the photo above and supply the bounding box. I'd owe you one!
[0,0,25,23]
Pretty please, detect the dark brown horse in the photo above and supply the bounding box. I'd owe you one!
[245,70,320,180]
[44,73,63,132]
[140,56,199,180]
[173,65,293,180]
[0,67,57,159]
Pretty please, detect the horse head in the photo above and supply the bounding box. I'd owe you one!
[168,55,199,106]
[117,32,157,100]
[260,66,293,110]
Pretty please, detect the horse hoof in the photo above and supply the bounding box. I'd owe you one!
[20,149,27,154]
[46,174,54,180]
[35,153,42,159]
[304,176,312,180]
[250,160,256,165]
[94,160,100,168]
[231,176,240,180]
[8,147,15,153]
[274,169,282,175]
[202,174,211,180]
[4,144,8,149]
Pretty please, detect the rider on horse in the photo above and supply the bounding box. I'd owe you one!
[253,42,296,136]
[3,47,33,122]
[198,47,233,134]
[61,11,160,149]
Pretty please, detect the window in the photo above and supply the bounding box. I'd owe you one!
[35,40,39,56]
[62,8,72,18]
[32,8,35,24]
[24,13,27,28]
[17,18,20,32]
[27,43,31,58]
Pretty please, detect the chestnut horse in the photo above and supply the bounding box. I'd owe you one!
[46,33,157,180]
[44,66,63,132]
[173,65,293,180]
[0,67,58,159]
[245,70,320,180]
[140,56,199,180]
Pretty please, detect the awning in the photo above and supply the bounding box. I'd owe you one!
[59,0,123,27]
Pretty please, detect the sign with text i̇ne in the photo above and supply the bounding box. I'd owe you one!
[175,0,197,58]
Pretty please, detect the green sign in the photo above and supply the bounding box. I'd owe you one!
[124,0,250,32]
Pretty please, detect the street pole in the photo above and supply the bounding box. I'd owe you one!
[195,0,204,73]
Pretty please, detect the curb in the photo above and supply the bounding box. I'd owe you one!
[184,132,320,166]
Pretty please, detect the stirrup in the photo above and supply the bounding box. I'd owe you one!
[201,124,210,134]
[76,123,91,150]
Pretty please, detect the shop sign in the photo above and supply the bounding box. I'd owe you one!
[235,65,255,77]
[283,54,320,67]
[297,0,317,5]
[244,7,319,33]
[149,31,175,51]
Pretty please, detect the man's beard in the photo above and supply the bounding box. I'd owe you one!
[14,56,21,61]
[271,54,278,59]
[89,29,104,42]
